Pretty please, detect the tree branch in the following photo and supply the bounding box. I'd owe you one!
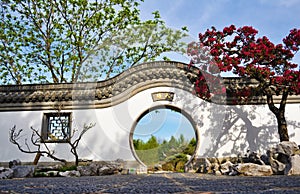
[266,94,279,115]
[9,125,67,164]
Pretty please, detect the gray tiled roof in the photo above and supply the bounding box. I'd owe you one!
[0,61,299,111]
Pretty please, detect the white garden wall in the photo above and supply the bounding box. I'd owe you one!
[0,61,299,167]
[0,86,299,163]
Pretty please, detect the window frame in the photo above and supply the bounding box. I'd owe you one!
[41,112,72,143]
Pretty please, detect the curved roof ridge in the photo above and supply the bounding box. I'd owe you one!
[0,61,299,111]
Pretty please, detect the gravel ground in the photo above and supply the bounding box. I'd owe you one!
[0,173,300,193]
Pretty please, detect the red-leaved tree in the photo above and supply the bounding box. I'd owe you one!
[188,25,300,142]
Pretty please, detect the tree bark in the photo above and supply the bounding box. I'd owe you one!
[276,112,289,142]
[266,92,290,142]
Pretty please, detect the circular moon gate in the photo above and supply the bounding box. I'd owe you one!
[129,105,200,171]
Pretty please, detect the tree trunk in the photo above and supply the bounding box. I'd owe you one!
[276,112,289,142]
[266,92,290,142]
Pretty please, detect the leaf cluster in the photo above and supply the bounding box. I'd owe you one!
[0,0,187,84]
[133,135,196,166]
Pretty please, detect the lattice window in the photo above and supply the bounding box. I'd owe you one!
[42,113,71,142]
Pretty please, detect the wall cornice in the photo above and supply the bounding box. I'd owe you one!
[0,61,299,111]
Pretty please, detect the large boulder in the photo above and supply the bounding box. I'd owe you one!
[268,141,300,175]
[0,167,14,179]
[276,141,300,156]
[284,155,300,175]
[98,166,115,176]
[12,165,36,178]
[77,162,98,176]
[235,163,273,176]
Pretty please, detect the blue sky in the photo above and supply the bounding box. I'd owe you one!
[133,109,195,142]
[139,0,300,44]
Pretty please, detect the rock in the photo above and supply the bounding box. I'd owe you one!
[228,165,239,176]
[276,153,289,166]
[268,141,300,175]
[77,163,98,176]
[77,166,92,176]
[198,158,220,175]
[260,154,270,165]
[121,169,129,175]
[35,171,59,177]
[243,151,265,165]
[78,161,123,176]
[285,155,300,175]
[270,158,286,175]
[212,163,220,175]
[235,163,273,176]
[36,164,63,172]
[204,158,212,173]
[99,166,115,175]
[9,159,21,168]
[0,167,14,179]
[59,170,80,177]
[101,162,122,175]
[115,158,124,163]
[220,161,234,175]
[12,165,36,178]
[276,141,299,156]
[154,164,162,171]
[44,171,59,177]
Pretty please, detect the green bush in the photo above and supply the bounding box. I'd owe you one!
[59,165,77,172]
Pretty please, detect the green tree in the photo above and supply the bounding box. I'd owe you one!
[0,0,187,84]
[168,135,178,149]
[179,134,185,145]
[144,135,159,150]
[183,137,196,155]
[133,139,143,150]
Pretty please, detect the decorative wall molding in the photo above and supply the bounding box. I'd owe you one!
[0,61,299,111]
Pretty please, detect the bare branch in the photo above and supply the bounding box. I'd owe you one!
[9,101,96,166]
[9,125,67,164]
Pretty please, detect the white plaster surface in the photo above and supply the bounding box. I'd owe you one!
[0,87,299,163]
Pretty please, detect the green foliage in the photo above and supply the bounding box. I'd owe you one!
[183,138,197,155]
[134,135,159,165]
[59,165,77,172]
[0,0,187,84]
[135,148,159,166]
[163,153,188,172]
[134,135,196,172]
[133,135,159,150]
